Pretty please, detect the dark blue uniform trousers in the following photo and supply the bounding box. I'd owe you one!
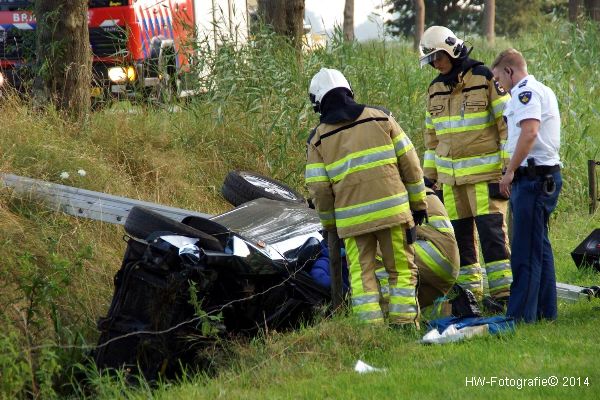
[506,171,562,323]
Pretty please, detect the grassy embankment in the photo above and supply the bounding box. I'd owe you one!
[1,20,599,399]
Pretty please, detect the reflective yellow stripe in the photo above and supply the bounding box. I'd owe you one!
[423,150,436,169]
[425,112,434,129]
[435,120,496,135]
[345,236,385,323]
[326,144,392,172]
[345,235,362,300]
[492,95,510,118]
[475,182,489,216]
[432,110,489,123]
[500,139,510,161]
[374,226,417,321]
[488,278,512,294]
[406,180,426,204]
[305,162,329,183]
[491,95,509,108]
[335,202,410,228]
[487,259,512,293]
[325,144,397,182]
[443,185,458,220]
[488,282,511,295]
[392,132,414,157]
[457,263,483,294]
[318,209,336,228]
[427,215,454,233]
[436,152,502,178]
[306,176,330,183]
[432,110,495,135]
[415,240,455,283]
[487,269,512,283]
[390,225,408,287]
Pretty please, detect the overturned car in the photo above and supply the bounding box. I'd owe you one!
[94,198,331,380]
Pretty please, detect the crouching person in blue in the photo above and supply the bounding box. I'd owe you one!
[309,239,350,294]
[305,68,426,328]
[492,49,562,323]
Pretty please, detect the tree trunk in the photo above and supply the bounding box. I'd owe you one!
[32,0,90,121]
[483,0,495,46]
[413,0,425,50]
[586,0,600,21]
[569,0,583,22]
[258,0,305,50]
[285,0,305,50]
[343,0,354,42]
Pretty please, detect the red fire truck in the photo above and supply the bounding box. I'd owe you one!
[0,0,222,102]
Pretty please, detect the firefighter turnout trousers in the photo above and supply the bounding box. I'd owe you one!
[344,223,419,325]
[442,182,512,299]
[377,238,459,309]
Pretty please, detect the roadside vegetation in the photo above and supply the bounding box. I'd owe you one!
[1,19,599,399]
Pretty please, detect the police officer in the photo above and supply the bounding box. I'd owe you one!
[418,26,512,302]
[491,49,562,323]
[305,68,427,328]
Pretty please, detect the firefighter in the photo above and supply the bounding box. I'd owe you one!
[305,68,427,328]
[418,26,512,302]
[377,178,460,310]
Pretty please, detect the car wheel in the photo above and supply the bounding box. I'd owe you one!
[124,206,223,251]
[221,170,306,207]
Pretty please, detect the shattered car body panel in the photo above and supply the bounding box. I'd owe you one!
[211,198,323,261]
[95,199,329,380]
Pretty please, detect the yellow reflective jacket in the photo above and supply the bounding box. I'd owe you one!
[415,188,460,281]
[423,63,510,186]
[306,107,427,239]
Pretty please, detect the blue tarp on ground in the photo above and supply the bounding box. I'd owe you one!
[427,316,516,335]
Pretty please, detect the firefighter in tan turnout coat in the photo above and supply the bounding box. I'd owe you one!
[418,26,513,301]
[377,181,460,311]
[305,68,427,327]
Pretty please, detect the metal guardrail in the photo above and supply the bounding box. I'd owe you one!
[0,173,211,224]
[556,282,600,303]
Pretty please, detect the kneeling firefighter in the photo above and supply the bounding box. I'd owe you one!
[305,68,427,328]
[377,179,460,310]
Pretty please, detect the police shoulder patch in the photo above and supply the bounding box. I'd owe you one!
[518,91,532,105]
[494,80,507,96]
[518,80,528,88]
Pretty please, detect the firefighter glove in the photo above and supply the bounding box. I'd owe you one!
[412,209,428,226]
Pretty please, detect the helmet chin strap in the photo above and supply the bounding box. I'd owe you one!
[465,44,473,57]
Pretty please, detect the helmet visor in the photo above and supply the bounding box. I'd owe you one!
[419,49,443,68]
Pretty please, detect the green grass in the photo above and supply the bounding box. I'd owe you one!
[85,301,600,400]
[1,19,600,399]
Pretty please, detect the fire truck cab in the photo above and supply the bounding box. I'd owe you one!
[0,0,249,102]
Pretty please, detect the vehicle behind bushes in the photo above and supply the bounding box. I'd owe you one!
[0,0,248,104]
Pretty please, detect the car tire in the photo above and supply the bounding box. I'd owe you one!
[124,206,223,251]
[221,170,306,207]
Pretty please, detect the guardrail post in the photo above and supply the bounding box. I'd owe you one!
[589,160,599,214]
[327,230,344,314]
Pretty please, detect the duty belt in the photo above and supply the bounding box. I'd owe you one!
[515,164,560,178]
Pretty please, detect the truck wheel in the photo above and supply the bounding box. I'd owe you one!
[221,171,306,207]
[124,206,223,251]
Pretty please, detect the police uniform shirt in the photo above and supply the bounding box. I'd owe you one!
[503,75,561,167]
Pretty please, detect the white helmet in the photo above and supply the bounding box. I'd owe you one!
[309,68,353,112]
[419,26,465,68]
